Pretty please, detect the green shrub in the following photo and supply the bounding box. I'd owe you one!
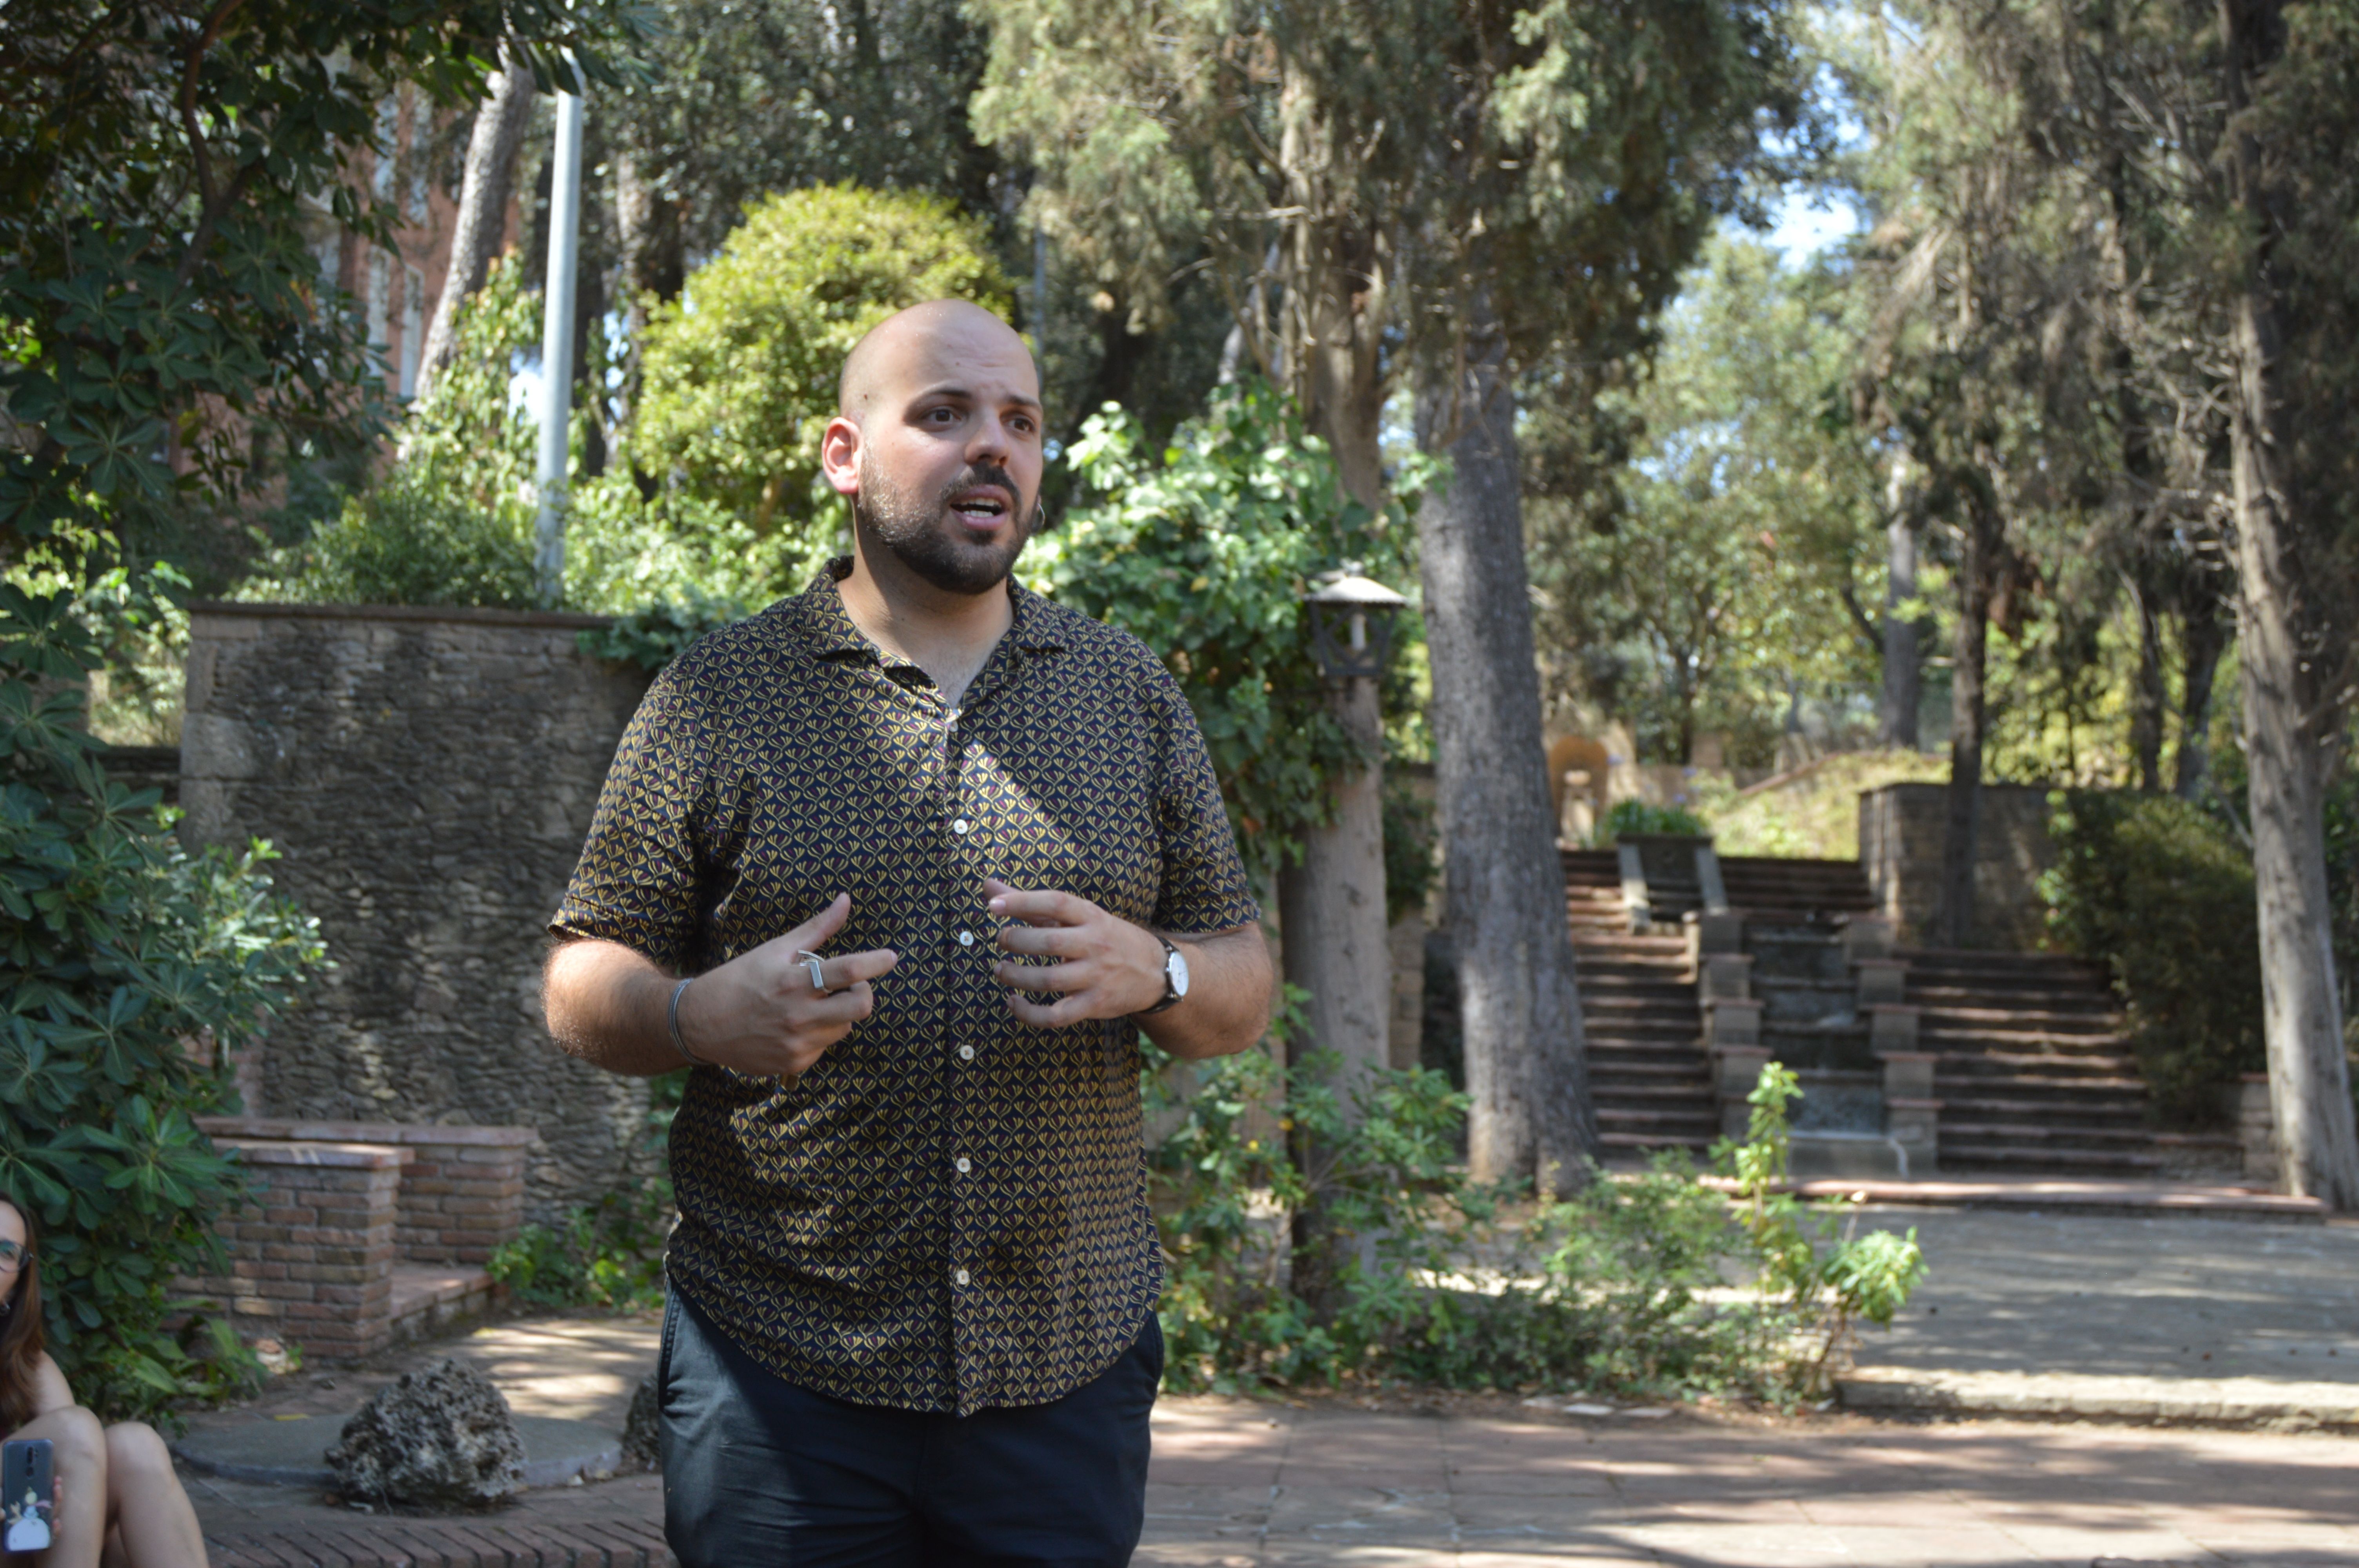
[249,482,537,609]
[1601,799,1708,842]
[2041,791,2264,1122]
[0,586,325,1421]
[1031,382,1428,882]
[1148,1021,1923,1401]
[487,1180,671,1312]
[636,184,1015,535]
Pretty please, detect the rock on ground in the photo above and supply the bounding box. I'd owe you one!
[621,1371,660,1470]
[327,1359,526,1509]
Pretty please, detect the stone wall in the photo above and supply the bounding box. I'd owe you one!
[1858,782,2058,950]
[179,603,654,1218]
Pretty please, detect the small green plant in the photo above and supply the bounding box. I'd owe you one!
[488,1070,685,1311]
[1714,1063,1928,1395]
[1599,799,1708,842]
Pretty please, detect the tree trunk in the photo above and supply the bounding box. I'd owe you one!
[1276,678,1393,1109]
[2221,0,2359,1209]
[1414,301,1597,1195]
[2174,587,2228,801]
[1276,63,1387,510]
[2130,575,2166,791]
[1937,491,1997,949]
[414,51,533,406]
[1880,502,1922,749]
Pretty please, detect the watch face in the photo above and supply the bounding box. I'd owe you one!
[1168,946,1191,998]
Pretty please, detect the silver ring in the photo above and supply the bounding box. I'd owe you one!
[795,949,833,995]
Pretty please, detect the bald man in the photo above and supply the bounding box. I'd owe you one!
[544,299,1274,1566]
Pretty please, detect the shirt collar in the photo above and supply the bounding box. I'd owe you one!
[795,555,1067,664]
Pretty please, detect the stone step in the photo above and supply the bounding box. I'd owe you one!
[1939,1120,2174,1146]
[1940,1145,2169,1173]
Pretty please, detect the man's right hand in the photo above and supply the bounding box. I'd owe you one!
[674,894,899,1078]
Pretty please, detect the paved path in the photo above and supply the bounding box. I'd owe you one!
[1852,1208,2359,1383]
[1136,1398,2359,1566]
[185,1207,2359,1564]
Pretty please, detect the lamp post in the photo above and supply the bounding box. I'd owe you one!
[1279,564,1408,1120]
[533,60,585,608]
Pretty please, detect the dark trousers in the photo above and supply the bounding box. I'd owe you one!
[658,1288,1162,1568]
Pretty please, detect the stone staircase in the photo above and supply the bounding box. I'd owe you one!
[1563,850,1714,1158]
[1903,950,2234,1176]
[1562,846,2239,1178]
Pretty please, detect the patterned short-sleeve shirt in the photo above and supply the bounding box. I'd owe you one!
[551,561,1259,1415]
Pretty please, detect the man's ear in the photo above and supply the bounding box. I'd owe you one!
[820,414,863,498]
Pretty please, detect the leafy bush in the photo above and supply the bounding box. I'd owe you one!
[250,483,538,610]
[1031,382,1430,881]
[1601,799,1708,842]
[487,1181,672,1312]
[575,590,751,674]
[1149,1034,1924,1402]
[2041,790,2264,1122]
[636,184,1015,535]
[0,586,325,1420]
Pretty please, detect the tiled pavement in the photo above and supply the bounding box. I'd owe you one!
[186,1207,2359,1565]
[193,1395,2359,1566]
[1135,1397,2359,1565]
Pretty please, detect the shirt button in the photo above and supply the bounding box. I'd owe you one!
[958,1044,975,1061]
[955,1156,971,1174]
[958,930,975,947]
[952,818,971,835]
[954,1268,970,1287]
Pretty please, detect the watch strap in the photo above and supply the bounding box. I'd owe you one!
[1138,935,1184,1015]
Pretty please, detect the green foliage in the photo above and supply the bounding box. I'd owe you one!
[247,254,800,618]
[1713,1063,1929,1396]
[487,1071,683,1311]
[2041,791,2264,1122]
[0,0,643,582]
[1601,800,1709,842]
[487,1181,672,1312]
[635,185,1015,536]
[577,592,752,673]
[1526,238,1884,766]
[1149,1037,1925,1401]
[1029,381,1426,880]
[253,486,538,611]
[0,586,325,1421]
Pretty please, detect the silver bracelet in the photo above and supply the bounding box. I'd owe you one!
[667,976,708,1067]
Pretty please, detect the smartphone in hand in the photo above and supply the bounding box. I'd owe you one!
[2,1437,54,1552]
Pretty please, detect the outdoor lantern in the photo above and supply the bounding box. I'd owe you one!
[1303,562,1408,682]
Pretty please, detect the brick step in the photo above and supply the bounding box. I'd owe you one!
[1925,1056,2151,1084]
[1599,1131,1716,1152]
[1934,1096,2148,1124]
[208,1518,673,1568]
[1941,1146,2169,1173]
[1939,1120,2175,1146]
[1594,1082,1716,1103]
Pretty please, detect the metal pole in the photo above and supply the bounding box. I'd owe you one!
[534,69,584,608]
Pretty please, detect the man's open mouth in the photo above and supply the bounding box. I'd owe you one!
[950,489,1012,524]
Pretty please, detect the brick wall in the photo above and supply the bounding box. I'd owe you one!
[185,1139,407,1360]
[198,1118,533,1266]
[178,601,656,1219]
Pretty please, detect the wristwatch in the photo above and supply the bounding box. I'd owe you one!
[1139,935,1190,1015]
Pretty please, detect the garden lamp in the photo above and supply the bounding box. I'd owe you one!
[1303,562,1408,682]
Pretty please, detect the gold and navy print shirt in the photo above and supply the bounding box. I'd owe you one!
[551,561,1259,1415]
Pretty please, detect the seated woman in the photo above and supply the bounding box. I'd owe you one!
[0,1198,207,1568]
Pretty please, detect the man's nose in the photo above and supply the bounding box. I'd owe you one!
[966,413,1014,464]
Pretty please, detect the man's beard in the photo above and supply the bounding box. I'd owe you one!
[854,458,1036,597]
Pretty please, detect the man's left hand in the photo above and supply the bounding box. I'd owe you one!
[986,877,1169,1026]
